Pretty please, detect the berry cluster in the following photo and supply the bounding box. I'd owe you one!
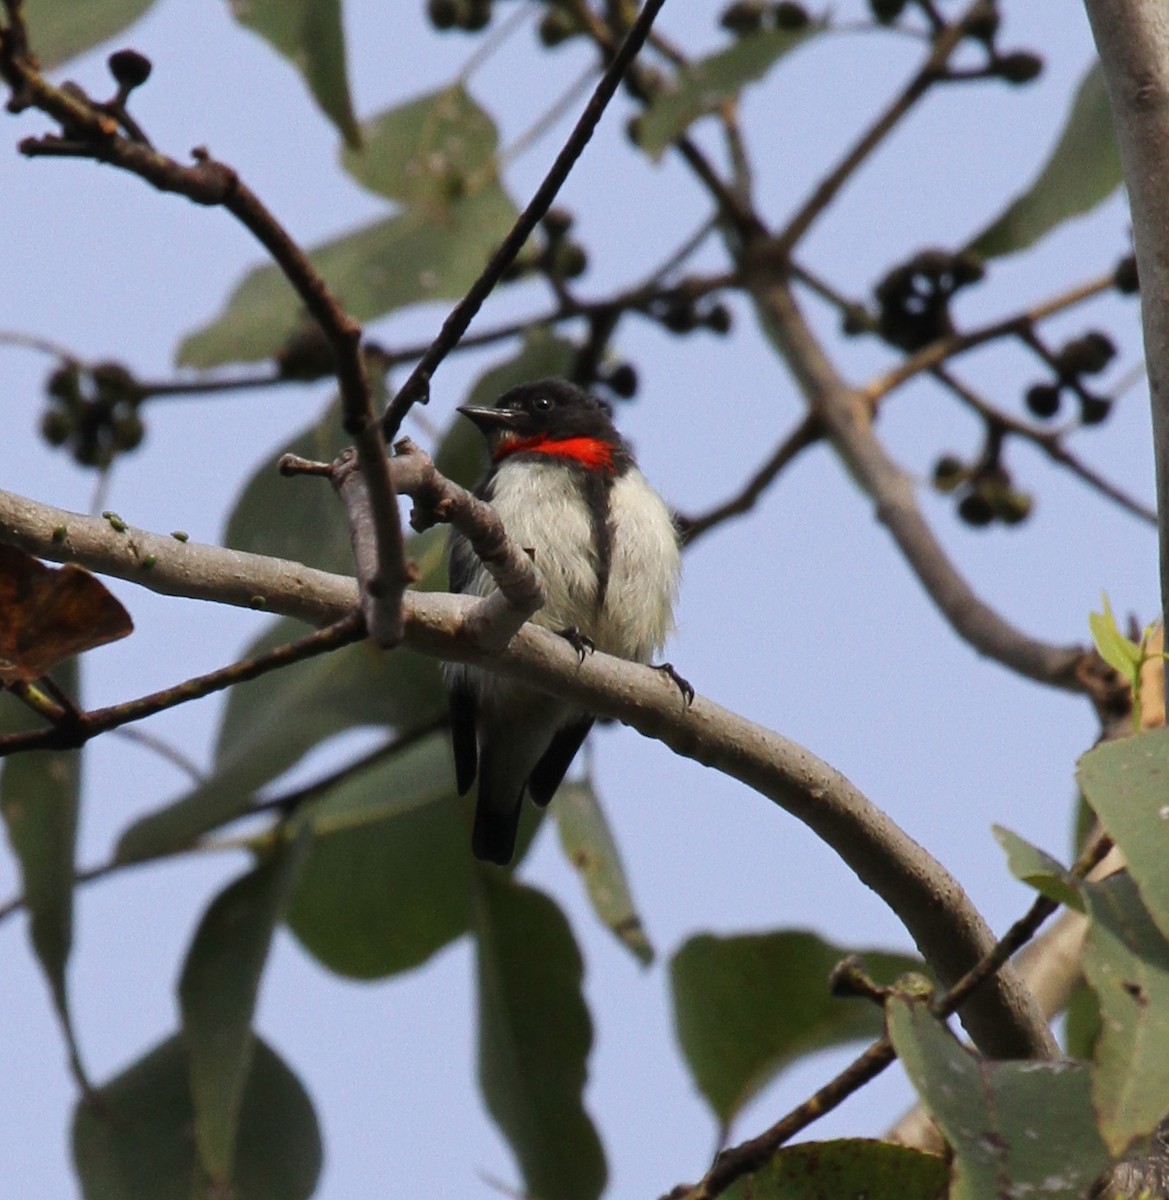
[719,1,810,36]
[40,362,145,468]
[873,250,985,352]
[933,450,1032,529]
[426,0,493,33]
[1024,331,1116,426]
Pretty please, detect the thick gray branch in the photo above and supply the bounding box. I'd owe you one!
[745,270,1084,689]
[0,488,1055,1061]
[1082,0,1169,689]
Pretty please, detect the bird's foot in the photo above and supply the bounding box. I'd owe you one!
[557,626,595,664]
[653,661,694,707]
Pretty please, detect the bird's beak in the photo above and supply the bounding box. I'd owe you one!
[457,404,524,433]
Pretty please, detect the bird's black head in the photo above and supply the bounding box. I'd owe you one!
[458,378,629,470]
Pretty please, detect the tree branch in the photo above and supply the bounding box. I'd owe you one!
[381,0,672,439]
[0,487,1054,1062]
[0,10,410,644]
[743,272,1086,689]
[1082,0,1169,691]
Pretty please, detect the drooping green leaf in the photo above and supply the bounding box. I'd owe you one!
[342,84,500,209]
[992,824,1083,911]
[72,1034,321,1200]
[114,612,446,863]
[177,184,519,368]
[179,834,309,1184]
[228,0,359,147]
[555,780,653,965]
[1082,871,1169,1155]
[671,930,922,1128]
[1078,727,1169,940]
[887,994,1109,1200]
[636,24,824,159]
[475,873,605,1200]
[1064,980,1103,1061]
[722,1139,948,1200]
[22,0,157,68]
[967,62,1122,259]
[224,397,352,574]
[0,660,83,1062]
[1088,594,1143,686]
[285,732,474,978]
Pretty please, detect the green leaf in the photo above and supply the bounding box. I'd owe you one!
[475,873,605,1200]
[22,0,157,68]
[342,84,500,209]
[228,0,359,147]
[555,780,653,965]
[72,1034,321,1200]
[224,397,352,574]
[286,732,474,978]
[0,660,83,1060]
[1082,871,1169,1155]
[1088,593,1143,685]
[887,995,1109,1200]
[177,183,519,368]
[178,833,309,1184]
[114,615,446,863]
[636,24,823,159]
[967,63,1122,259]
[722,1139,948,1200]
[671,930,922,1128]
[1078,727,1169,940]
[992,824,1083,911]
[1064,981,1103,1061]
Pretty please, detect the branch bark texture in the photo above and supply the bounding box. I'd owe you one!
[1082,0,1169,687]
[0,488,1055,1061]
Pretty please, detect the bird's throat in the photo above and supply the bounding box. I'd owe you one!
[493,434,615,472]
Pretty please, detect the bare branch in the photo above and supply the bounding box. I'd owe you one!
[0,20,409,643]
[1083,0,1169,687]
[0,486,1053,1062]
[774,3,981,254]
[745,277,1086,689]
[381,0,673,439]
[677,414,823,545]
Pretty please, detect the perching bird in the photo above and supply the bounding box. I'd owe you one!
[446,378,681,865]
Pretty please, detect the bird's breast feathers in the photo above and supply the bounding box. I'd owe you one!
[472,459,679,661]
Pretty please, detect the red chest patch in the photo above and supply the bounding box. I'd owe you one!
[494,434,615,472]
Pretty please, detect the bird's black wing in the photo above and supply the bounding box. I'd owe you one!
[446,524,481,795]
[449,680,479,796]
[527,718,594,806]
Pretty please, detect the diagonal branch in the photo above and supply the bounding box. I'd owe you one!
[380,0,672,440]
[0,6,408,644]
[745,274,1086,689]
[1083,0,1169,694]
[0,488,1056,1062]
[676,413,823,545]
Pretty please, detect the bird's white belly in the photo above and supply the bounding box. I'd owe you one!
[471,460,679,662]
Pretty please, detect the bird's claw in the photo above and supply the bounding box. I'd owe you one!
[653,661,694,707]
[557,626,595,664]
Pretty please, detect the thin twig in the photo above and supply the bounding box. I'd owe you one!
[774,2,979,255]
[677,414,823,545]
[681,833,1115,1200]
[863,273,1117,407]
[0,613,365,757]
[0,16,409,643]
[933,366,1157,526]
[381,0,673,440]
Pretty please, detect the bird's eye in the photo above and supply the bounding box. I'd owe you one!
[533,395,554,412]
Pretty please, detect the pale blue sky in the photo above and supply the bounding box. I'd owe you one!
[0,2,1152,1196]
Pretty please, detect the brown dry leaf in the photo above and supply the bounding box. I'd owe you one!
[0,543,133,685]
